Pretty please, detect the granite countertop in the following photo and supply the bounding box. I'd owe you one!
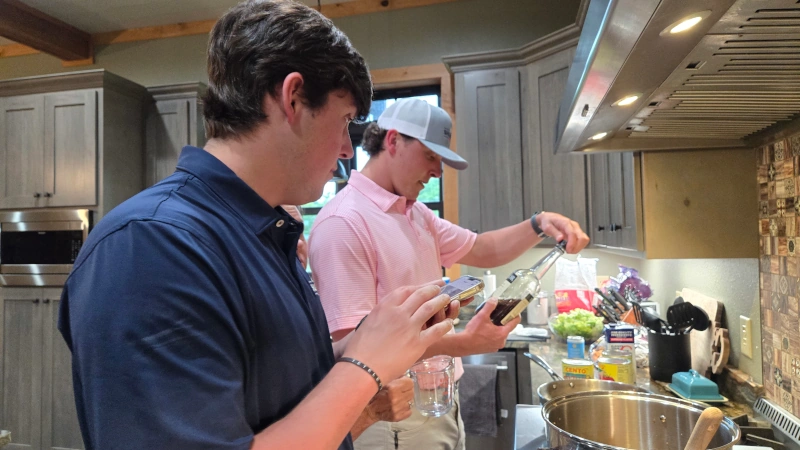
[522,338,754,419]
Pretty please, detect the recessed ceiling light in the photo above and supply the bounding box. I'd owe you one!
[660,11,711,36]
[590,132,608,141]
[614,95,640,106]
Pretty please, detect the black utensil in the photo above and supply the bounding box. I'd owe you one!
[594,305,613,323]
[594,288,621,312]
[599,304,620,322]
[608,287,631,310]
[691,305,710,332]
[667,301,696,334]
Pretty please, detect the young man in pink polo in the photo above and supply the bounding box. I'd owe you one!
[309,98,589,449]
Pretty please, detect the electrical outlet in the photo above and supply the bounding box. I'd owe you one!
[740,316,753,358]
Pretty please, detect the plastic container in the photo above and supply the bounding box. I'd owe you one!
[527,291,550,325]
[669,369,725,401]
[482,270,496,299]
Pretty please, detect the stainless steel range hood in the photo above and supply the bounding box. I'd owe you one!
[555,0,800,154]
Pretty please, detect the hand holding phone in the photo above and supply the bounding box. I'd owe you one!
[440,275,484,306]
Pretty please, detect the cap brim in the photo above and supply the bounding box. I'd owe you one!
[419,139,469,170]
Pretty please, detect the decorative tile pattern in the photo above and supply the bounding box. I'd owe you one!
[760,132,800,412]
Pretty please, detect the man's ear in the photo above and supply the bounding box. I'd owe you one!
[274,72,305,124]
[385,129,400,156]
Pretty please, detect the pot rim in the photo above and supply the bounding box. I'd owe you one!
[536,379,647,402]
[541,390,741,450]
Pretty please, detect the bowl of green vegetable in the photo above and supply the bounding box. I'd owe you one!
[548,309,604,343]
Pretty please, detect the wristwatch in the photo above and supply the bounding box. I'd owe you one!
[531,211,547,238]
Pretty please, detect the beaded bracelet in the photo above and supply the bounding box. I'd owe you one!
[338,357,383,392]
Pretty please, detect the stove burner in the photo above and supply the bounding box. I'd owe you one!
[731,413,787,449]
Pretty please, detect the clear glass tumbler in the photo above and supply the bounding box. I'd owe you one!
[408,355,455,417]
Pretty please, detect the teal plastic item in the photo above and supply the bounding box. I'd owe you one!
[669,369,725,401]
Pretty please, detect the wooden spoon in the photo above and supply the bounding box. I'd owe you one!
[684,407,724,450]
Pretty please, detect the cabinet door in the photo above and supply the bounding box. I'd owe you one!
[43,91,98,207]
[0,95,45,209]
[41,289,84,450]
[618,152,639,250]
[145,99,190,186]
[606,152,624,248]
[456,68,524,233]
[588,154,611,246]
[0,288,44,450]
[522,47,587,232]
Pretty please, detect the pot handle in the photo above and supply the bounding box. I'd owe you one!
[524,352,562,381]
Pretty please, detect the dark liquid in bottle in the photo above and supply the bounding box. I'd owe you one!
[490,299,523,326]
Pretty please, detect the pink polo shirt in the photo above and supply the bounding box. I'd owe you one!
[309,171,477,378]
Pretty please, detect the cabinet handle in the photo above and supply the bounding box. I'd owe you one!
[43,298,50,304]
[33,192,41,198]
[33,298,40,304]
[610,224,622,232]
[597,226,605,231]
[44,192,52,198]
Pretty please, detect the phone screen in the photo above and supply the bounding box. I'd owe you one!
[440,276,482,299]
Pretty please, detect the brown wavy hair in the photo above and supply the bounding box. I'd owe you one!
[203,0,372,139]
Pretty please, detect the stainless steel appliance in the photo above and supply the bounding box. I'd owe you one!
[524,352,646,404]
[0,209,91,286]
[541,391,740,449]
[556,0,800,154]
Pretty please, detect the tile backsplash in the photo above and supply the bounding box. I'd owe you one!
[759,132,800,413]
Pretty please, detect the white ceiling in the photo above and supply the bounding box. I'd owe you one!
[1,0,357,45]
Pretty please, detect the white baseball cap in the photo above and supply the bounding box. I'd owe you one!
[376,98,468,170]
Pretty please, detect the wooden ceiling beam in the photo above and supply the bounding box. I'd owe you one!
[0,0,91,60]
[0,0,459,59]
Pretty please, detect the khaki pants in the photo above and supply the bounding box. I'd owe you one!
[354,391,465,450]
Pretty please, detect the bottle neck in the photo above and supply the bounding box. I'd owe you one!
[530,245,565,280]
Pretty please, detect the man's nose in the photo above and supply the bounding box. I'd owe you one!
[340,131,354,159]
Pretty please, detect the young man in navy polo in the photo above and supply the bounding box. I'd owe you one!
[58,1,458,449]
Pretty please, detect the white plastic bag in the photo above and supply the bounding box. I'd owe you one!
[554,255,598,313]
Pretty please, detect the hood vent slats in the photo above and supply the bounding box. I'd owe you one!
[630,0,800,144]
[556,0,800,152]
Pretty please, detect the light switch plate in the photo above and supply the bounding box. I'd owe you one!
[740,316,753,358]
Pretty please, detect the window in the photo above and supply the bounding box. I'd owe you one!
[300,86,443,241]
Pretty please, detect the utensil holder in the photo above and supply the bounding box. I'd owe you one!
[648,330,691,382]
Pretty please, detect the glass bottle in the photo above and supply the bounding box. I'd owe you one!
[485,241,566,326]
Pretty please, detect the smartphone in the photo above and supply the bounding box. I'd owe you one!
[440,275,485,304]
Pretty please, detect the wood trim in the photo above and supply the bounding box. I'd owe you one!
[443,0,589,73]
[321,0,458,19]
[0,0,91,60]
[0,41,37,57]
[0,0,460,59]
[93,19,217,46]
[372,63,461,278]
[0,69,147,98]
[443,24,581,73]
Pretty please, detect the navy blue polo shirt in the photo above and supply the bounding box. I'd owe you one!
[58,146,353,450]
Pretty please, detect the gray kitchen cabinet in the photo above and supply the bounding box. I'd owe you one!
[145,83,206,186]
[44,91,98,207]
[0,91,97,209]
[587,152,641,251]
[588,149,759,258]
[451,46,587,235]
[0,95,45,209]
[520,47,587,233]
[41,289,83,450]
[0,288,81,450]
[455,68,524,233]
[0,70,147,218]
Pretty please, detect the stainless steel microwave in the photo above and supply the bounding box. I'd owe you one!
[0,209,92,286]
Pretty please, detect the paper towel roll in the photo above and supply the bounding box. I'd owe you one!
[483,270,496,298]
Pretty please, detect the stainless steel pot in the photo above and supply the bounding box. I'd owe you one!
[541,391,740,449]
[524,352,646,404]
